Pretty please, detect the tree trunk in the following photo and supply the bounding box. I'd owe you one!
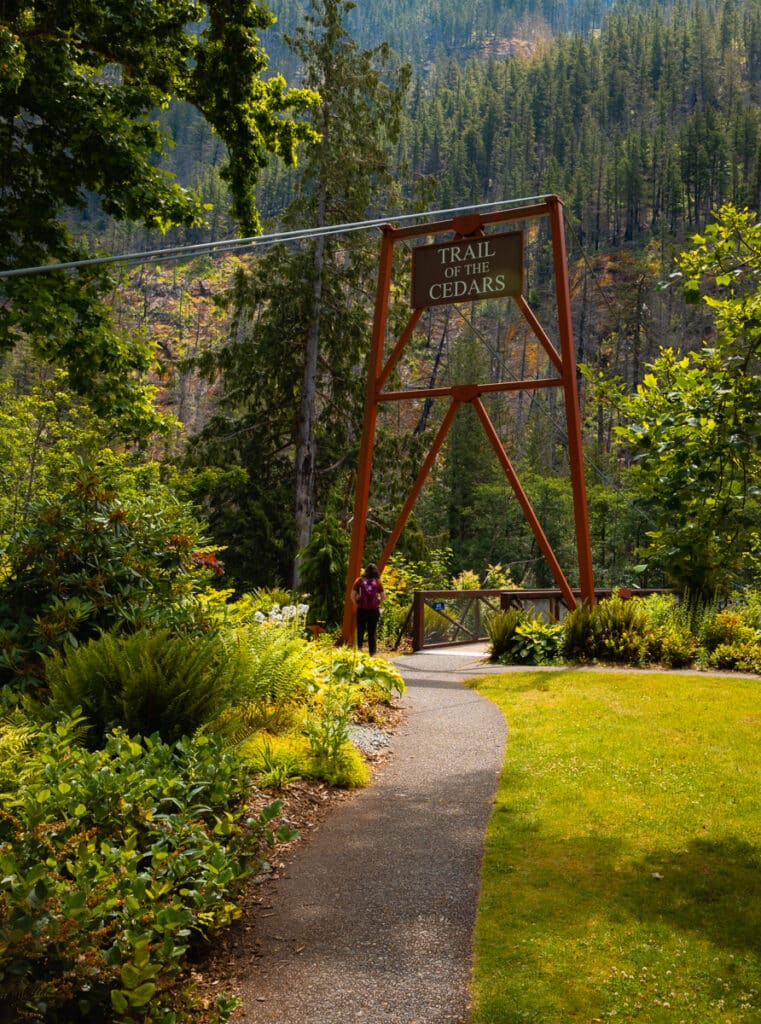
[293,180,327,587]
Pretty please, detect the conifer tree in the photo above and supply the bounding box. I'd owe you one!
[190,0,410,588]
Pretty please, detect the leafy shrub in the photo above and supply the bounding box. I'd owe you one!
[563,593,648,664]
[486,608,527,661]
[46,628,234,747]
[242,734,306,790]
[637,591,705,667]
[706,640,761,673]
[303,674,362,787]
[315,646,405,702]
[643,624,699,668]
[0,461,215,689]
[701,609,756,652]
[451,569,480,590]
[504,619,565,665]
[0,715,292,1023]
[708,642,744,670]
[299,649,400,789]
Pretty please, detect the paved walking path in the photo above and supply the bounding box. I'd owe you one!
[235,645,507,1024]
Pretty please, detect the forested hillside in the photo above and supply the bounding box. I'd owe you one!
[7,0,761,600]
[67,0,761,591]
[123,0,761,244]
[269,0,625,67]
[153,0,761,276]
[400,1,761,240]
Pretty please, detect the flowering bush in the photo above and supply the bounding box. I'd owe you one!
[701,609,757,652]
[706,640,761,673]
[0,461,216,689]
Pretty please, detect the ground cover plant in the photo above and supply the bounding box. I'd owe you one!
[0,580,405,1021]
[468,669,761,1024]
[487,591,761,671]
[0,714,290,1023]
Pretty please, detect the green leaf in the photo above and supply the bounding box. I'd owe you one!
[120,962,143,990]
[110,989,129,1014]
[128,981,157,1008]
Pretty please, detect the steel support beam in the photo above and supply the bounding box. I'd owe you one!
[341,197,595,645]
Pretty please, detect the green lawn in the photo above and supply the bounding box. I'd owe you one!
[468,669,761,1024]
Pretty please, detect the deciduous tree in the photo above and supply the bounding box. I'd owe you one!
[616,205,761,595]
[0,0,317,429]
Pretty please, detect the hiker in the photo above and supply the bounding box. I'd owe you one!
[351,563,385,656]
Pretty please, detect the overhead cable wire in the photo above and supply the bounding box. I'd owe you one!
[0,194,556,279]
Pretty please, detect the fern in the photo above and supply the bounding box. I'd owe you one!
[486,608,527,661]
[222,624,314,732]
[46,629,235,746]
[563,594,649,664]
[0,712,40,799]
[562,602,598,662]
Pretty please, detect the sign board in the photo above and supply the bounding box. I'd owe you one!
[411,230,524,309]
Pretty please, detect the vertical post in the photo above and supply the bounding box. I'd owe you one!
[547,195,596,606]
[412,590,425,652]
[342,225,396,644]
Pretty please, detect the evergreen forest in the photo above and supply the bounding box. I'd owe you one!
[7,0,761,603]
[62,0,761,600]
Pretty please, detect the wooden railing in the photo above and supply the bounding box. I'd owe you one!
[404,588,671,651]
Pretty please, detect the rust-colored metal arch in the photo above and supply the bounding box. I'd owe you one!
[341,195,594,644]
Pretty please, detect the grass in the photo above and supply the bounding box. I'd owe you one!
[467,669,761,1024]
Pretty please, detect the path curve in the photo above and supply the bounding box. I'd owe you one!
[234,647,507,1024]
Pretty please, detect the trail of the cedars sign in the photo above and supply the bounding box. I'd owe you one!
[411,229,524,308]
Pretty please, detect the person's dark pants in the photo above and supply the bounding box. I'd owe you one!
[356,608,380,656]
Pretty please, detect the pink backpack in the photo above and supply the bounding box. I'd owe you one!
[356,576,381,610]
